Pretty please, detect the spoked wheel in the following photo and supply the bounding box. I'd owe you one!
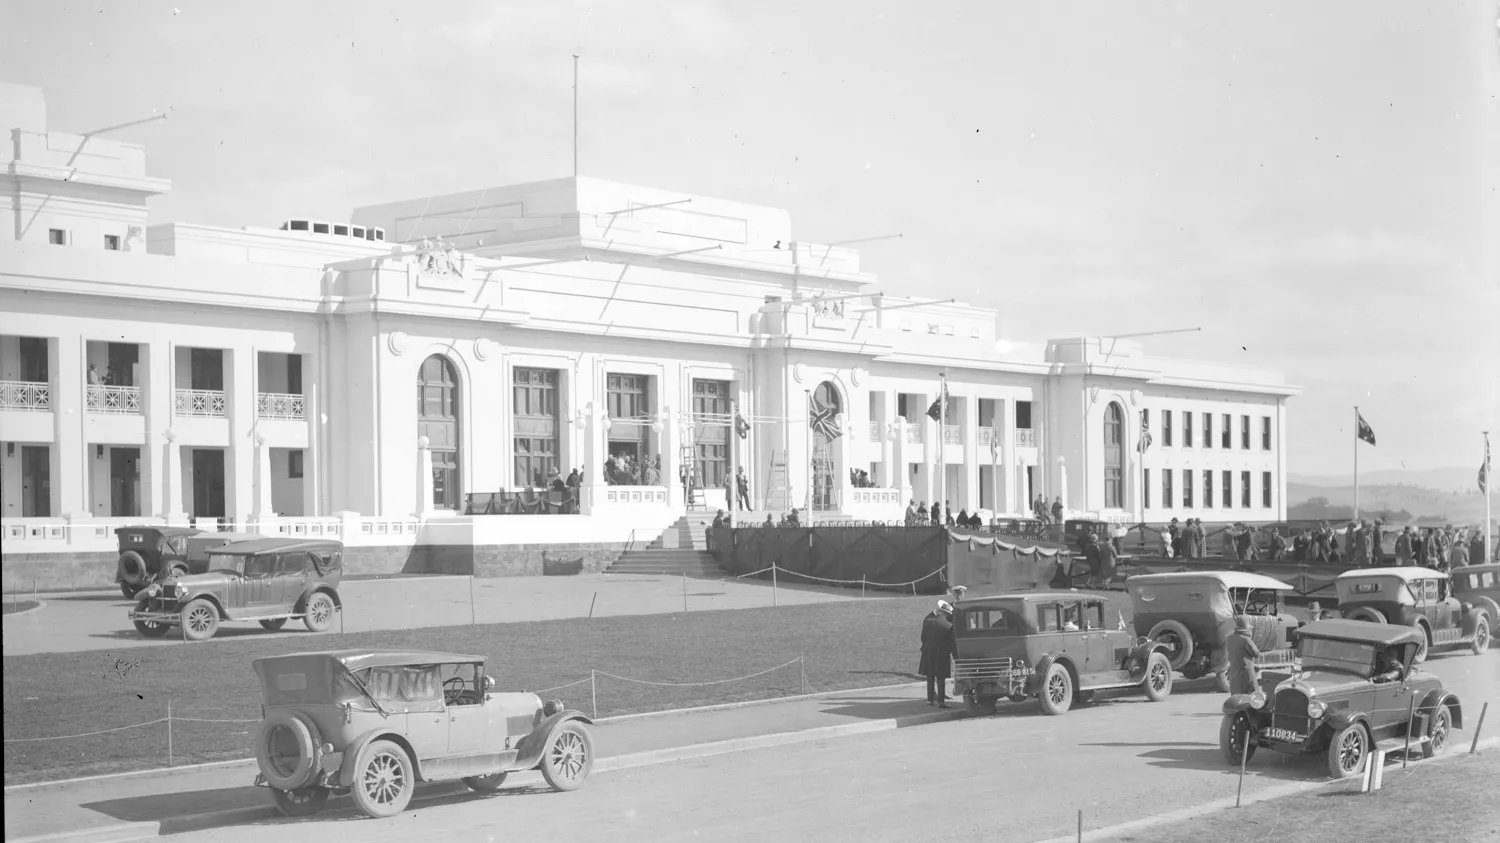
[1039,664,1073,716]
[1143,652,1174,702]
[303,593,336,633]
[1423,705,1452,759]
[540,722,594,792]
[1219,713,1257,767]
[180,599,220,641]
[1471,618,1490,655]
[351,740,414,818]
[1413,628,1430,664]
[271,786,329,817]
[132,598,170,638]
[1328,724,1370,779]
[463,772,509,793]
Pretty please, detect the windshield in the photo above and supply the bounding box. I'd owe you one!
[1299,637,1375,677]
[206,553,241,574]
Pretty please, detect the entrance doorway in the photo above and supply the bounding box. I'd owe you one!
[21,445,50,517]
[189,448,226,519]
[110,447,141,517]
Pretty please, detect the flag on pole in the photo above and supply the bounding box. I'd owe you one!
[809,392,842,441]
[989,425,1000,461]
[1356,411,1376,446]
[1137,415,1153,454]
[1481,434,1492,494]
[733,402,750,440]
[926,383,950,422]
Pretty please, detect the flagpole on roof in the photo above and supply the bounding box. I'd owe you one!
[939,372,947,527]
[1484,431,1492,564]
[1353,406,1359,522]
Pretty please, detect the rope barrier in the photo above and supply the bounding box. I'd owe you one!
[3,719,168,743]
[594,657,804,687]
[533,677,593,694]
[731,562,945,589]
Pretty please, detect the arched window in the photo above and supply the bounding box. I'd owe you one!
[417,355,461,509]
[1103,402,1123,509]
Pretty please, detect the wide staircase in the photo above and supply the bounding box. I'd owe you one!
[606,511,769,577]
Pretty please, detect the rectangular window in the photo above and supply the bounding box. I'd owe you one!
[1163,468,1174,508]
[1222,470,1232,509]
[606,373,652,421]
[1036,604,1060,632]
[1262,416,1272,450]
[1183,469,1193,508]
[1203,413,1213,449]
[1143,468,1151,510]
[897,394,909,419]
[1241,470,1251,508]
[48,228,67,245]
[1222,413,1232,449]
[1141,408,1150,440]
[1163,410,1173,447]
[1203,470,1214,508]
[288,451,304,479]
[1240,415,1250,450]
[104,234,121,250]
[692,379,732,489]
[1016,400,1032,429]
[1262,471,1272,508]
[513,367,560,488]
[1184,412,1194,448]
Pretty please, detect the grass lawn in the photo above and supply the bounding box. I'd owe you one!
[2,600,39,615]
[2,588,1132,785]
[1115,749,1500,843]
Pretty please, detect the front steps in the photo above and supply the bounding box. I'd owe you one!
[606,511,776,577]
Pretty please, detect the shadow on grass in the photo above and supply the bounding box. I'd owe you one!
[1122,745,1330,782]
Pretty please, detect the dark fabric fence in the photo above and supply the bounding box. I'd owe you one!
[713,525,950,593]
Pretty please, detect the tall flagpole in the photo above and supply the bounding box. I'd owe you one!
[1486,431,1493,564]
[1353,406,1360,521]
[805,389,813,513]
[572,54,579,178]
[939,372,947,526]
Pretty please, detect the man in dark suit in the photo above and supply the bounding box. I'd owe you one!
[920,601,958,708]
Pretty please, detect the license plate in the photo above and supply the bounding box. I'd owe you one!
[1263,727,1304,743]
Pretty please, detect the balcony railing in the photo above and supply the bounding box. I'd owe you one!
[0,380,50,411]
[86,384,142,415]
[942,425,962,445]
[1016,428,1037,448]
[257,392,305,420]
[867,421,881,442]
[175,388,226,418]
[977,427,992,448]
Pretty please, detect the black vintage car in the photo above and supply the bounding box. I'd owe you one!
[1220,619,1462,779]
[113,526,254,598]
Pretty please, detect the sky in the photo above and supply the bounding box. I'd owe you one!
[4,0,1497,479]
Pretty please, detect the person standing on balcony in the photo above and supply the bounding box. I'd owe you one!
[736,466,751,510]
[1168,518,1182,557]
[905,499,919,525]
[87,363,102,385]
[931,501,943,526]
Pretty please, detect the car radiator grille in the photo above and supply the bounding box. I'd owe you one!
[1272,688,1310,734]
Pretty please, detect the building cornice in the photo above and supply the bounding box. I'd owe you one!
[5,162,171,196]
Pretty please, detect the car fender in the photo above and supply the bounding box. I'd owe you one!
[338,726,426,786]
[294,585,342,613]
[1459,608,1487,637]
[176,591,227,619]
[513,710,594,770]
[1025,654,1077,696]
[1327,708,1372,734]
[1127,641,1170,681]
[1418,690,1463,731]
[1221,694,1260,716]
[1470,597,1500,627]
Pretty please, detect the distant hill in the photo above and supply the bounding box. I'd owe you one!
[1286,481,1492,525]
[1289,466,1483,496]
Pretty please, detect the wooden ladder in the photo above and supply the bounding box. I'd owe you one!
[765,448,791,513]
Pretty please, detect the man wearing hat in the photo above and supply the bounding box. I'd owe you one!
[1224,615,1261,696]
[1306,601,1334,622]
[919,600,958,708]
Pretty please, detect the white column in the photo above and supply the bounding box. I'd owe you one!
[1057,455,1069,520]
[962,395,978,511]
[836,411,852,512]
[50,335,86,519]
[880,391,896,488]
[163,428,187,523]
[580,402,608,515]
[891,417,911,503]
[660,405,681,509]
[415,435,434,518]
[253,432,274,519]
[228,347,255,526]
[1001,397,1018,515]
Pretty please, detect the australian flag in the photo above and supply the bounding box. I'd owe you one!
[926,383,950,422]
[809,393,842,441]
[1137,415,1153,454]
[1356,411,1376,446]
[733,402,750,440]
[1481,434,1492,494]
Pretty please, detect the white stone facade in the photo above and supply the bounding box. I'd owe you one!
[0,83,1299,546]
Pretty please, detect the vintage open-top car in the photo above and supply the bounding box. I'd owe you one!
[1220,619,1462,779]
[113,526,256,598]
[251,649,594,818]
[1334,567,1491,661]
[128,537,343,641]
[1127,571,1300,692]
[1449,564,1500,648]
[952,591,1174,716]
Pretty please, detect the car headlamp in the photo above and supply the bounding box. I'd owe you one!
[1307,699,1327,718]
[543,699,563,717]
[1249,691,1266,709]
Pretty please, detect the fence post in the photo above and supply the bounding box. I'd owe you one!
[588,592,598,619]
[800,652,807,696]
[861,575,866,599]
[682,572,688,613]
[772,563,778,607]
[590,670,598,720]
[469,575,477,625]
[167,699,173,768]
[1471,702,1489,754]
[1236,723,1249,807]
[1076,809,1082,843]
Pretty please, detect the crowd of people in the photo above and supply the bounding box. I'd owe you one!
[601,453,661,486]
[902,499,986,529]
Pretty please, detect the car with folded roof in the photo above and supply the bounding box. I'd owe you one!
[1127,571,1301,692]
[1220,619,1462,779]
[1334,567,1491,661]
[1448,563,1500,648]
[951,591,1174,716]
[251,649,594,817]
[112,526,256,598]
[127,537,342,640]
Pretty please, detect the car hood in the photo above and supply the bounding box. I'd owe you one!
[161,572,236,592]
[1276,669,1371,697]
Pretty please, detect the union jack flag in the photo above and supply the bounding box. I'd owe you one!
[733,402,750,440]
[1481,433,1491,494]
[809,393,842,441]
[1137,414,1153,454]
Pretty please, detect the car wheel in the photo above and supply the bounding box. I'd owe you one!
[1471,617,1490,655]
[179,599,220,641]
[540,721,594,792]
[256,712,322,791]
[1147,620,1195,671]
[1345,607,1387,624]
[303,593,336,633]
[351,740,414,818]
[1423,704,1452,759]
[463,772,509,793]
[1219,712,1257,767]
[1327,723,1370,779]
[119,582,142,599]
[131,597,171,638]
[271,786,329,817]
[1039,664,1073,716]
[259,618,288,631]
[1412,626,1430,664]
[1143,652,1174,702]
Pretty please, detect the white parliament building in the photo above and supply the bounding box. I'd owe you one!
[0,82,1298,549]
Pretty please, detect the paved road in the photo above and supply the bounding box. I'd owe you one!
[156,650,1500,843]
[1,574,861,657]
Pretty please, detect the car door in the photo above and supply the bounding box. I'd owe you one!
[1368,646,1419,740]
[444,665,498,757]
[1053,601,1091,677]
[240,554,274,606]
[267,553,304,612]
